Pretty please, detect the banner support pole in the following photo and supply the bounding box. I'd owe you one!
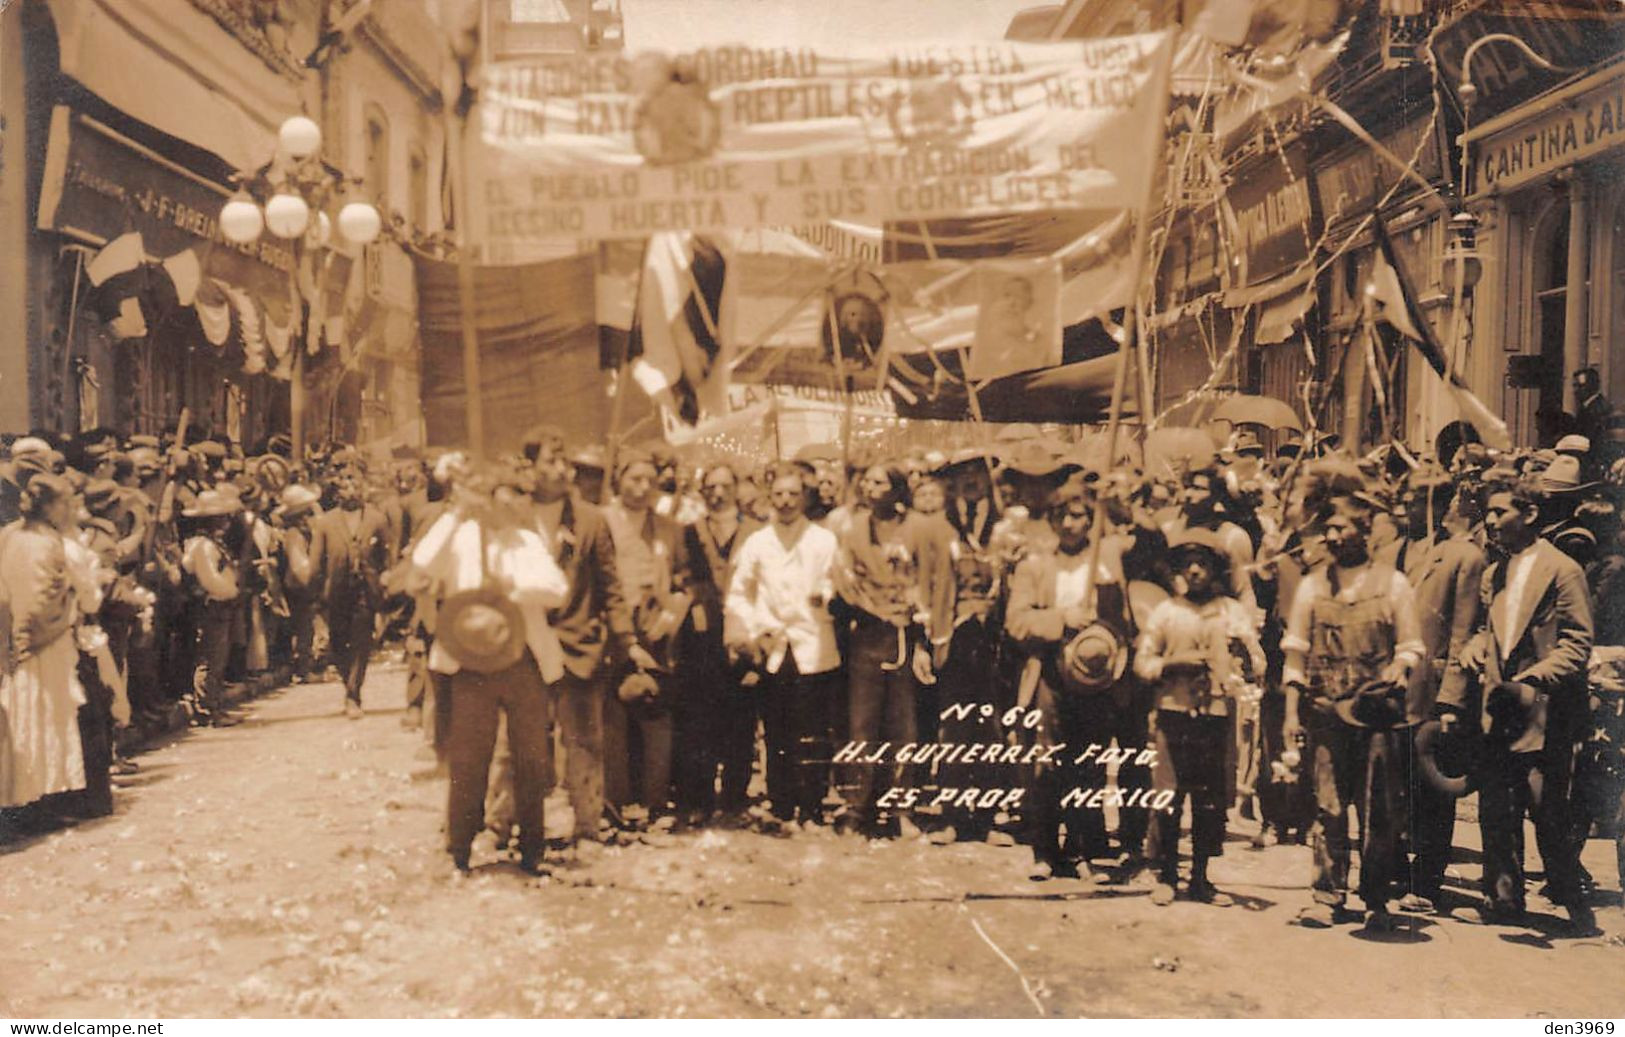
[447,103,485,459]
[1084,30,1176,605]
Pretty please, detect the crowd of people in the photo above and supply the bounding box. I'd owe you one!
[2,379,1623,937]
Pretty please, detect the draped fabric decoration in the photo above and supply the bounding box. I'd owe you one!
[263,303,294,362]
[161,248,202,308]
[221,284,264,374]
[194,278,234,347]
[78,242,354,383]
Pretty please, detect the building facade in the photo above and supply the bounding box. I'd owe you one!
[1032,0,1625,453]
[0,0,446,455]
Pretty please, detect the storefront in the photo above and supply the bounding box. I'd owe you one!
[9,0,327,444]
[1310,113,1451,450]
[34,103,299,442]
[1464,57,1625,447]
[1212,142,1319,435]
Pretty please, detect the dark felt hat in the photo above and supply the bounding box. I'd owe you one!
[438,588,527,675]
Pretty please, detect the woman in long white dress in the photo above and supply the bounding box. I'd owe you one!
[0,473,101,809]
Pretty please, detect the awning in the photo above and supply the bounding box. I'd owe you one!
[1254,284,1315,345]
[47,0,299,173]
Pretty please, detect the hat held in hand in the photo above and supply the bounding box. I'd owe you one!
[438,588,526,675]
[1060,621,1126,694]
[1332,678,1411,729]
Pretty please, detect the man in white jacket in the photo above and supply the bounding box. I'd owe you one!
[725,468,840,829]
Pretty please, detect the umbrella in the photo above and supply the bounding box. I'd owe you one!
[1144,426,1219,474]
[1210,394,1302,431]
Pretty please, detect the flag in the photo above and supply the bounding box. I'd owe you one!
[1369,213,1510,449]
[161,249,202,307]
[86,232,144,287]
[628,232,730,424]
[107,297,148,340]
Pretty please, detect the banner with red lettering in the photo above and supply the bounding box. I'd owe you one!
[473,32,1174,249]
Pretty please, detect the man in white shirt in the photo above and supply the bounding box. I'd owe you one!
[726,468,840,829]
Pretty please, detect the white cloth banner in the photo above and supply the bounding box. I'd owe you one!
[475,32,1174,242]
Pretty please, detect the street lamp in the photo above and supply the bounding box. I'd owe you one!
[220,114,380,461]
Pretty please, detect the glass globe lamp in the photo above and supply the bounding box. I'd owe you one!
[265,192,311,239]
[338,201,382,245]
[279,115,322,160]
[220,192,264,244]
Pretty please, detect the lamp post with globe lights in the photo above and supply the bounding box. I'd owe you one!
[219,114,381,461]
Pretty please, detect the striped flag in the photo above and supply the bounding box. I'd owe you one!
[628,232,730,424]
[1368,213,1510,449]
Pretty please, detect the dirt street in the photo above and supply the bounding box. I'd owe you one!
[2,665,1622,1019]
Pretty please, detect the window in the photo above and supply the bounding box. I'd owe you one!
[364,106,390,208]
[408,145,428,229]
[511,0,570,22]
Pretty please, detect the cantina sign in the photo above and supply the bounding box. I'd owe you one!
[1471,63,1625,197]
[474,33,1173,242]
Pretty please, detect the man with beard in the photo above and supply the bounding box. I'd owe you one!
[526,428,645,855]
[929,449,1005,845]
[674,464,762,825]
[832,462,953,838]
[1282,493,1423,931]
[313,467,392,718]
[1446,474,1596,933]
[600,452,693,828]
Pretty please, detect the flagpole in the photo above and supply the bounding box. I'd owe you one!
[605,238,651,481]
[1085,29,1175,604]
[62,250,86,432]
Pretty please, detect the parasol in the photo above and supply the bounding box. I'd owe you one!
[1210,394,1302,431]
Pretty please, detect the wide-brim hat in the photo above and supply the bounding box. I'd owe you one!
[190,440,227,464]
[1059,622,1127,694]
[1535,454,1598,496]
[438,588,527,675]
[82,478,122,515]
[181,489,242,519]
[932,445,999,477]
[252,455,292,493]
[1414,718,1480,799]
[1167,526,1229,563]
[1004,440,1079,479]
[1229,430,1266,457]
[1332,678,1413,729]
[792,442,842,465]
[568,444,607,474]
[1555,434,1592,456]
[277,484,321,516]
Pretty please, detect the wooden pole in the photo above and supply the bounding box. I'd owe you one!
[289,245,306,461]
[604,239,650,482]
[446,104,484,459]
[1084,30,1175,603]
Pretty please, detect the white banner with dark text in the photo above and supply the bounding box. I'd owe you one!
[473,33,1174,243]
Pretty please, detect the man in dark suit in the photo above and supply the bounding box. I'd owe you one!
[676,462,761,825]
[524,428,646,854]
[1448,474,1595,932]
[312,466,393,718]
[600,451,694,827]
[1400,475,1487,913]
